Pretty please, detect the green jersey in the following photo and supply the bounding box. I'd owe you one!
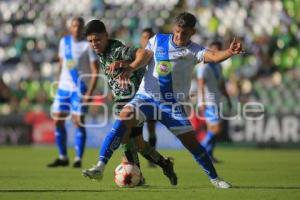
[96,39,145,101]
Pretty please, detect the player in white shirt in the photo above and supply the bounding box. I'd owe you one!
[197,41,232,163]
[84,12,242,188]
[48,17,99,168]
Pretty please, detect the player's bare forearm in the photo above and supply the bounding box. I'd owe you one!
[85,61,99,97]
[204,37,242,63]
[204,49,233,63]
[117,49,153,88]
[128,49,153,71]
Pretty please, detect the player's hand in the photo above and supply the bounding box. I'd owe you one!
[118,68,133,89]
[229,37,243,55]
[107,60,129,74]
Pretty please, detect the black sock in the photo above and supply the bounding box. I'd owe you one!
[140,142,168,169]
[149,135,157,148]
[121,142,140,168]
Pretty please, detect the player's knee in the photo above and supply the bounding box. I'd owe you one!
[119,106,137,129]
[119,106,135,120]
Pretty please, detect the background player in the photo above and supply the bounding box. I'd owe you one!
[47,17,99,168]
[197,41,232,163]
[82,12,243,188]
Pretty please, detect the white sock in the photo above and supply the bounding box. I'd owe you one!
[59,155,68,160]
[74,157,81,162]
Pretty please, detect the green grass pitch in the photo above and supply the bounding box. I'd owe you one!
[0,146,300,200]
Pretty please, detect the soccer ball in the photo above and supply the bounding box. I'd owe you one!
[114,162,141,187]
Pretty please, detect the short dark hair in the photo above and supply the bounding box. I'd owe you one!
[84,20,106,37]
[72,17,85,26]
[142,28,154,37]
[174,12,197,28]
[209,41,222,50]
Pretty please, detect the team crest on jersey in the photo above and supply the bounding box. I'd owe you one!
[66,59,77,69]
[156,61,172,76]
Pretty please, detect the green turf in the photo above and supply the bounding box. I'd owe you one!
[0,146,300,200]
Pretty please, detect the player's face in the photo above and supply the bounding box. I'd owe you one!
[172,25,195,46]
[140,32,151,49]
[70,20,84,39]
[87,33,108,54]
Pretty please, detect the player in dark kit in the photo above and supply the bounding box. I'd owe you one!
[81,20,177,186]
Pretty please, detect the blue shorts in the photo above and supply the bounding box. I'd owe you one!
[51,89,87,115]
[204,105,220,125]
[128,93,193,136]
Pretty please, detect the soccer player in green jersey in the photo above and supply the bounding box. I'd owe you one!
[82,20,177,185]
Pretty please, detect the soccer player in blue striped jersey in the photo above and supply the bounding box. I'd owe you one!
[47,17,99,168]
[84,12,242,188]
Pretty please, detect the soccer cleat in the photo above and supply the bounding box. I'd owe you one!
[162,157,178,186]
[148,161,156,168]
[82,166,103,181]
[210,177,232,189]
[72,160,82,168]
[47,158,69,167]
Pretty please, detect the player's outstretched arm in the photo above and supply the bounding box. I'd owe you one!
[204,38,242,63]
[107,49,153,74]
[117,49,153,88]
[128,48,153,71]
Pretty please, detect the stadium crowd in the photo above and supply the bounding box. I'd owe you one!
[0,0,299,115]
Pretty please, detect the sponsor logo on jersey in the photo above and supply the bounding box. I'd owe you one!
[156,61,172,76]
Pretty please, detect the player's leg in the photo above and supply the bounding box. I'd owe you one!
[201,105,222,162]
[176,131,231,188]
[121,126,142,168]
[48,113,70,167]
[82,105,139,180]
[134,134,177,185]
[121,126,146,185]
[71,91,88,168]
[48,89,71,167]
[159,103,231,188]
[146,120,157,167]
[72,114,86,168]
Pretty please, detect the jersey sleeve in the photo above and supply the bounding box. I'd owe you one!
[58,38,64,59]
[194,44,206,63]
[88,46,97,63]
[115,45,138,61]
[145,34,156,51]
